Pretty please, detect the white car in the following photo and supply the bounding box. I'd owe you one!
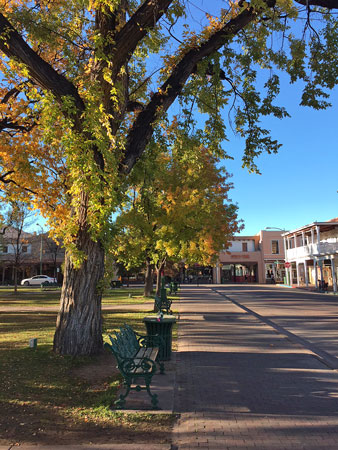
[21,275,57,286]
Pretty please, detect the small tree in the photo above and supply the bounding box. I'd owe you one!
[112,130,240,299]
[41,232,64,282]
[4,202,35,291]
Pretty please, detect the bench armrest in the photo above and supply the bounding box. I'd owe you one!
[119,356,157,375]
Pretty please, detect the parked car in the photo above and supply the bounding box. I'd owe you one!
[21,275,57,286]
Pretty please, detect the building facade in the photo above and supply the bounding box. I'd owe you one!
[0,228,65,285]
[214,230,286,284]
[283,219,338,292]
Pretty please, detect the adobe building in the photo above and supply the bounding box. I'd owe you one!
[213,230,286,284]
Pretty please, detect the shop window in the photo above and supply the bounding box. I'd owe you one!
[271,240,279,254]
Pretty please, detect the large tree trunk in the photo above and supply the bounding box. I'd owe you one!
[144,258,153,297]
[53,231,105,356]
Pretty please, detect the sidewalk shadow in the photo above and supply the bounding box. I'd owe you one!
[174,350,338,415]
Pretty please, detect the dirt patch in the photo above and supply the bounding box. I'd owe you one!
[0,403,174,446]
[0,353,175,447]
[71,352,119,386]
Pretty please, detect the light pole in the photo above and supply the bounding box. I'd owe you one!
[265,227,286,232]
[37,224,43,275]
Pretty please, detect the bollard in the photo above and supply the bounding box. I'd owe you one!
[29,338,38,349]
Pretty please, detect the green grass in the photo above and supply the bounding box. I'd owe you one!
[0,286,151,307]
[0,289,179,445]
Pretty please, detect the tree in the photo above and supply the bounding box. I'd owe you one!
[112,126,240,298]
[3,202,35,291]
[41,231,64,282]
[0,0,338,354]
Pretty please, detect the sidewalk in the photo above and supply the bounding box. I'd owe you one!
[172,286,338,449]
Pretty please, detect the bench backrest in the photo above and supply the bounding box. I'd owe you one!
[107,324,140,361]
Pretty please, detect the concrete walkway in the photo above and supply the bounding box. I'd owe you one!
[172,286,338,449]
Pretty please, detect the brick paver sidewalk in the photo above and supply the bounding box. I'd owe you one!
[172,287,338,449]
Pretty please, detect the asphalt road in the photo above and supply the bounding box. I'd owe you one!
[213,284,338,369]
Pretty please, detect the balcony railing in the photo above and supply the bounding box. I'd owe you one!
[286,242,338,260]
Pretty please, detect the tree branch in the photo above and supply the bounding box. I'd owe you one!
[1,87,20,104]
[0,13,85,125]
[111,0,173,79]
[120,4,263,174]
[0,171,37,196]
[295,0,338,7]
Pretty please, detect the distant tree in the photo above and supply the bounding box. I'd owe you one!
[41,232,64,281]
[4,202,35,291]
[112,130,240,298]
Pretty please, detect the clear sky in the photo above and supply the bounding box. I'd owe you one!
[164,1,338,237]
[221,80,338,236]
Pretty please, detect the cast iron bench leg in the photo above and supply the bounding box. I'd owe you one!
[114,383,131,409]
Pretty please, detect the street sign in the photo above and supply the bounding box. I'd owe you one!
[285,262,291,268]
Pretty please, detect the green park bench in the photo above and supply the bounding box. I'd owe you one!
[155,287,172,314]
[169,281,179,294]
[104,324,165,409]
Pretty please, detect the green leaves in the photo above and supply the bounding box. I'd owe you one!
[111,123,240,272]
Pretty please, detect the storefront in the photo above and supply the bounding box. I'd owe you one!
[180,265,213,283]
[265,261,285,283]
[221,263,257,283]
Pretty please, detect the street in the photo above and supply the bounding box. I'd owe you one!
[215,285,338,369]
[172,285,338,449]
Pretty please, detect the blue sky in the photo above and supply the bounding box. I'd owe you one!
[222,81,338,236]
[171,2,338,237]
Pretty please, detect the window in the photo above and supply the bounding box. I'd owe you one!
[242,242,248,252]
[271,240,279,254]
[2,245,8,253]
[22,245,28,253]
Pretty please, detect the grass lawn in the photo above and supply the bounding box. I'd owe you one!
[0,288,178,446]
[0,286,150,307]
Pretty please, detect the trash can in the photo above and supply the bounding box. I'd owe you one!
[143,315,176,361]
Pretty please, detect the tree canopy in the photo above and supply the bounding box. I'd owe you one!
[112,126,240,294]
[1,0,338,354]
